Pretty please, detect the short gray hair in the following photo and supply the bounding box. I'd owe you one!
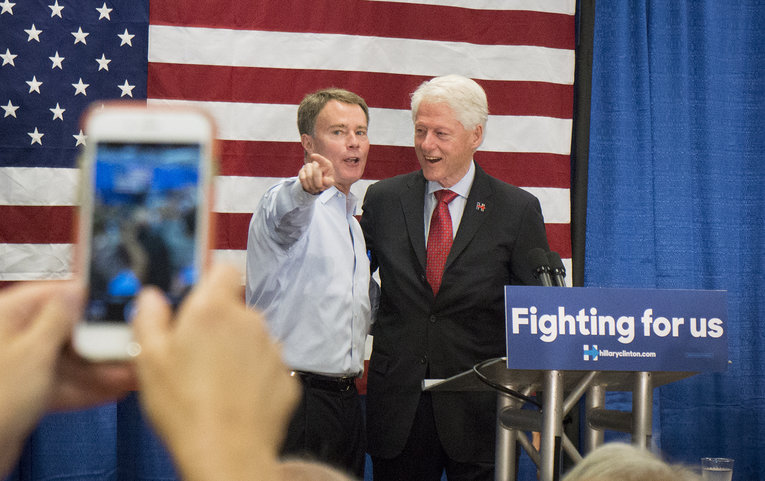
[410,74,489,131]
[561,443,701,481]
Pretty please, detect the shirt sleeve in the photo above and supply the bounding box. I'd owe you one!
[259,177,318,248]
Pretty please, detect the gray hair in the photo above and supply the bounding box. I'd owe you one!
[561,443,701,481]
[410,74,489,131]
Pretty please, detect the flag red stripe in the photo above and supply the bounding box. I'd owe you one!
[478,152,571,189]
[148,63,574,118]
[546,223,571,259]
[214,212,571,258]
[0,207,570,260]
[218,141,571,188]
[214,212,252,251]
[0,206,74,244]
[149,1,573,49]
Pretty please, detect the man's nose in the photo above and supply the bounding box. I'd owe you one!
[347,132,360,147]
[420,131,437,151]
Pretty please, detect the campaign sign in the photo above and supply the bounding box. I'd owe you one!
[505,286,728,372]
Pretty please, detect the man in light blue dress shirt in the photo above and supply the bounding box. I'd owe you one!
[245,88,373,477]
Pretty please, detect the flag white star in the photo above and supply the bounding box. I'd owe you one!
[28,127,44,145]
[118,29,134,46]
[1,48,16,66]
[96,53,111,71]
[26,76,43,94]
[25,24,42,42]
[0,0,15,15]
[118,79,135,97]
[50,103,65,120]
[72,78,89,96]
[73,129,87,146]
[49,0,63,18]
[2,100,19,118]
[71,27,89,45]
[96,2,112,20]
[49,51,64,69]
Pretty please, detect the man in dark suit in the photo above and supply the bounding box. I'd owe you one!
[361,75,550,481]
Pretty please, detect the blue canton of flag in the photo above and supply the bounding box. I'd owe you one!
[0,0,148,168]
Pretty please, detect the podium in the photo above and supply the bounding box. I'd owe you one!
[424,358,696,481]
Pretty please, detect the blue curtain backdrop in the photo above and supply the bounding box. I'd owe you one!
[586,1,765,479]
[7,395,178,481]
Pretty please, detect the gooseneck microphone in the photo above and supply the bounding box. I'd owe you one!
[528,247,553,287]
[546,251,567,287]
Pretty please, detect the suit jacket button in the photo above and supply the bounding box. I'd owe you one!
[419,356,427,364]
[429,315,437,323]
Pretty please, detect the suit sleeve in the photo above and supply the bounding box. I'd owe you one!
[509,192,551,286]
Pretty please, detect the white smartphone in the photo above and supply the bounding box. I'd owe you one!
[73,102,216,361]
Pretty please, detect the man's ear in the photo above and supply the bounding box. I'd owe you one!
[471,124,484,150]
[300,133,314,158]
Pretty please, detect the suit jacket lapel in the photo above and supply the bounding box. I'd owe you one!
[401,171,428,272]
[446,164,493,270]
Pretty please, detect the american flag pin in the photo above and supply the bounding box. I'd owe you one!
[476,202,486,212]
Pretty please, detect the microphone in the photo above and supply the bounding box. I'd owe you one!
[546,251,567,287]
[528,248,553,287]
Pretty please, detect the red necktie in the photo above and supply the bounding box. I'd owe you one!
[426,189,458,295]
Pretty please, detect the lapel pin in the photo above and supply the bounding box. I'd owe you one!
[476,202,486,212]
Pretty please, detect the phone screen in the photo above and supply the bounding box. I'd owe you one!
[85,142,202,323]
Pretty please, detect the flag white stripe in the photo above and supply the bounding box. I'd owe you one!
[213,177,379,214]
[1,169,570,224]
[148,99,573,155]
[0,245,570,284]
[0,167,79,206]
[0,244,72,281]
[214,176,570,224]
[0,247,575,285]
[148,26,575,85]
[212,249,248,273]
[365,0,575,15]
[0,245,246,281]
[522,187,571,224]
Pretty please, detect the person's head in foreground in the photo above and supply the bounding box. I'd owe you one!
[561,442,701,481]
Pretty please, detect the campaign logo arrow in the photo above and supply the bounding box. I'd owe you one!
[583,345,599,361]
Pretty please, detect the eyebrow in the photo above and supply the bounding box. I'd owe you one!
[328,123,367,130]
[415,123,452,132]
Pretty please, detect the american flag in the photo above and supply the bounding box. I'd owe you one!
[0,0,575,285]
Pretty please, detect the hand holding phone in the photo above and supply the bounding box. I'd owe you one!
[73,102,215,361]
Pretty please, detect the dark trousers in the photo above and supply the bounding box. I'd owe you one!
[371,392,494,481]
[281,378,366,478]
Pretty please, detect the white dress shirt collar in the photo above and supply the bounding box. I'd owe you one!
[426,160,475,200]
